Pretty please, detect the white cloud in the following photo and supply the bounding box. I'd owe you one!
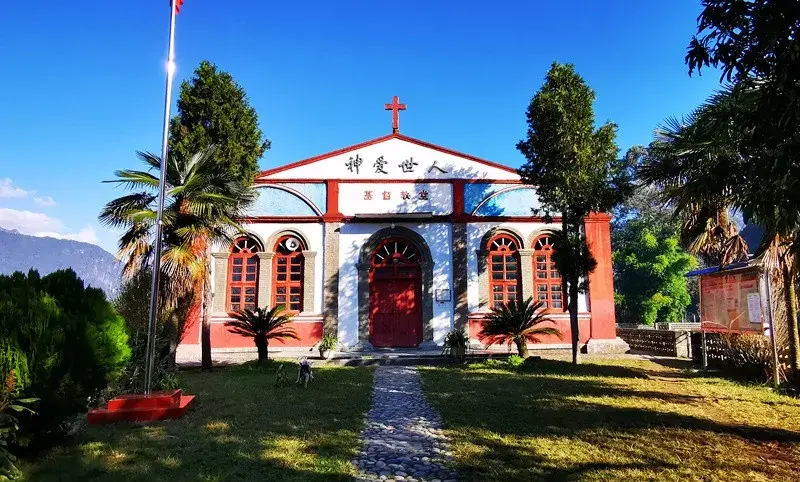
[0,208,99,245]
[0,178,32,198]
[34,226,98,244]
[34,196,56,208]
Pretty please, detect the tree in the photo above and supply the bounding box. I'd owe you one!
[639,89,799,380]
[0,269,129,445]
[479,298,561,358]
[613,221,697,325]
[99,147,255,370]
[612,148,679,241]
[683,1,800,380]
[224,306,299,363]
[517,62,633,364]
[169,60,269,186]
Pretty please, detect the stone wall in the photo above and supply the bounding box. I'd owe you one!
[617,328,692,358]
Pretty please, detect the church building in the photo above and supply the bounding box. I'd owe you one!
[180,97,626,356]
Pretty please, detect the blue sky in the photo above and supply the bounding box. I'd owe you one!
[0,0,722,254]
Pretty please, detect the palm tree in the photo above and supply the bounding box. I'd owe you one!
[479,298,562,358]
[99,147,255,370]
[640,86,800,381]
[224,306,299,363]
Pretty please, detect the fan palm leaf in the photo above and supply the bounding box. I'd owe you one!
[479,297,562,358]
[100,146,257,370]
[225,306,299,363]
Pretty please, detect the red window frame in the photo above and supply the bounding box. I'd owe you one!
[228,237,261,312]
[533,235,563,310]
[487,234,521,310]
[273,235,305,313]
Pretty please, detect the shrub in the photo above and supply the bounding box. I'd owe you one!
[0,269,130,446]
[0,370,36,480]
[720,333,775,381]
[507,354,525,368]
[113,270,193,393]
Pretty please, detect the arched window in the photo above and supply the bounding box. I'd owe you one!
[533,235,562,309]
[487,234,520,310]
[371,238,420,278]
[273,235,305,313]
[228,237,261,312]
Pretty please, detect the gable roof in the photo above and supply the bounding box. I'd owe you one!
[257,132,519,180]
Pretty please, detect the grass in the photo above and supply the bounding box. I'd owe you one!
[420,356,800,482]
[21,362,374,481]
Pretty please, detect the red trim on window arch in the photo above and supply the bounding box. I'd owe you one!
[487,233,521,309]
[228,237,261,312]
[272,235,305,313]
[532,234,563,310]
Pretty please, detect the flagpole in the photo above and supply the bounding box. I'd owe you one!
[144,0,179,396]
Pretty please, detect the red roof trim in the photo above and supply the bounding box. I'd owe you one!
[257,133,519,179]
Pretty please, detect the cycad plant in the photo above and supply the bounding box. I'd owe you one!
[224,306,299,363]
[99,147,256,369]
[479,297,562,358]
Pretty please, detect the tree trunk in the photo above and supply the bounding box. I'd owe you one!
[256,336,269,364]
[201,258,213,371]
[782,262,800,378]
[515,338,530,358]
[569,272,581,365]
[565,216,581,365]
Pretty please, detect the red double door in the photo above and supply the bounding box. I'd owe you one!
[369,275,422,347]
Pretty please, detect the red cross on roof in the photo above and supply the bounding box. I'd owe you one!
[384,95,407,133]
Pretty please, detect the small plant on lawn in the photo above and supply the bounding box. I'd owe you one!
[506,355,525,368]
[1,371,37,480]
[479,297,562,358]
[318,335,337,358]
[225,306,299,363]
[443,328,470,357]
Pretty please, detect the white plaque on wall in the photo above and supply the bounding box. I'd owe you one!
[338,182,453,215]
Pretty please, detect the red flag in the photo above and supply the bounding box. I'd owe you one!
[170,0,185,14]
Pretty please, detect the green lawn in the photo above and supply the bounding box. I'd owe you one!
[22,362,374,481]
[420,357,800,482]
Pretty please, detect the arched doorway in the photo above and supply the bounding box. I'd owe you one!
[369,237,423,347]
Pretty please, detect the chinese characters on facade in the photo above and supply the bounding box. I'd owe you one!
[363,189,430,202]
[345,155,449,175]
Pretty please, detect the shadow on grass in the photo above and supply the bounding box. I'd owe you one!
[422,358,800,481]
[24,361,375,482]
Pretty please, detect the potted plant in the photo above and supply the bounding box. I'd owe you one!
[318,334,337,360]
[443,328,470,358]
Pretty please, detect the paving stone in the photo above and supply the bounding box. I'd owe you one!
[352,366,457,481]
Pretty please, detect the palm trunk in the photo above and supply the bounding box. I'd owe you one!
[514,338,530,358]
[782,262,800,378]
[201,258,213,371]
[256,336,269,364]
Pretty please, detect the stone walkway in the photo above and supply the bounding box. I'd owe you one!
[353,366,457,482]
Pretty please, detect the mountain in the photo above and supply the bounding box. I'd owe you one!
[0,227,122,297]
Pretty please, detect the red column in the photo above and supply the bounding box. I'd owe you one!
[324,180,342,221]
[451,180,466,220]
[584,212,616,339]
